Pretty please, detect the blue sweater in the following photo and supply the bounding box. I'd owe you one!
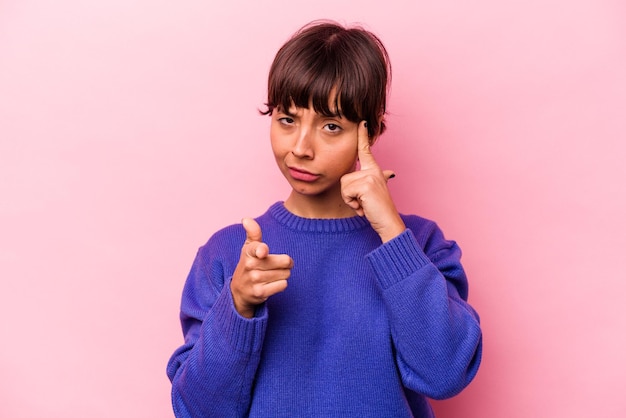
[167,202,482,417]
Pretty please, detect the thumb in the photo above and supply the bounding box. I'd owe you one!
[242,218,262,243]
[382,170,396,181]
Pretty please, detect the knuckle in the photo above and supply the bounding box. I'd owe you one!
[248,270,261,282]
[251,285,266,299]
[243,257,256,269]
[364,175,377,184]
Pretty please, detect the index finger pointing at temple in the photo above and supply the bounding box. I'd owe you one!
[357,120,377,170]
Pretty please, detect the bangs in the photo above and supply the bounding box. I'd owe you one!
[269,53,363,121]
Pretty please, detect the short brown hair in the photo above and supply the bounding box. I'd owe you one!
[262,20,391,139]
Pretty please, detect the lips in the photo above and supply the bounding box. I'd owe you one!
[288,167,320,182]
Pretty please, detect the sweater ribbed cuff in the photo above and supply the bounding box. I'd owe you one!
[212,279,268,354]
[366,229,431,290]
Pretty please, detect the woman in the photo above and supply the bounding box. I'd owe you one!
[167,20,482,417]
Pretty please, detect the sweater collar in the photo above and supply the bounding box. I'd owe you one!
[268,202,370,233]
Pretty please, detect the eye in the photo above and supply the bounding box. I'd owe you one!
[278,117,295,126]
[323,123,342,133]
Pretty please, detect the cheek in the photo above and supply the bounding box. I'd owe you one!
[269,128,285,156]
[326,145,358,170]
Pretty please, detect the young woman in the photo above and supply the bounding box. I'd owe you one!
[167,20,482,417]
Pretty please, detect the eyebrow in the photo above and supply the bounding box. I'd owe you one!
[278,104,343,119]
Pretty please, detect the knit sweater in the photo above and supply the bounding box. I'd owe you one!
[167,202,482,417]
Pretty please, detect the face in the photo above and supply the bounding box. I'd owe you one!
[270,104,359,201]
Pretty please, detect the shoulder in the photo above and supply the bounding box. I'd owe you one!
[399,213,439,239]
[193,223,246,268]
[400,213,459,256]
[197,204,279,258]
[207,222,245,245]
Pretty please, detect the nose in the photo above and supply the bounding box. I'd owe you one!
[291,127,314,159]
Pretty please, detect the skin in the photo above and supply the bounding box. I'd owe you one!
[230,104,406,318]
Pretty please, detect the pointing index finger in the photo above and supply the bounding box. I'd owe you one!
[357,121,376,169]
[242,218,262,243]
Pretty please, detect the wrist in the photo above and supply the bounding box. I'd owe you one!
[230,284,256,319]
[378,217,406,243]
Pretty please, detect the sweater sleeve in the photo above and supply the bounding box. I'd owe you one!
[365,222,482,400]
[166,244,268,417]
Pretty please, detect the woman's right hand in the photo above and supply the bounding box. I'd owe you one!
[230,218,294,318]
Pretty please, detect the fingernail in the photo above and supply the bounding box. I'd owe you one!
[364,122,368,128]
[389,173,396,179]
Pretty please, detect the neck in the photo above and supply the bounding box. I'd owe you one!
[284,190,357,219]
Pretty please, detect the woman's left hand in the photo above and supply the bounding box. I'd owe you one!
[341,121,406,243]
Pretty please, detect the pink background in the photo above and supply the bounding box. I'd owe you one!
[1,0,625,416]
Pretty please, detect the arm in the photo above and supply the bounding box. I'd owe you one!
[366,222,482,399]
[166,220,293,417]
[343,121,481,397]
[166,243,268,418]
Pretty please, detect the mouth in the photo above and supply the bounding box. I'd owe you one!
[288,166,320,182]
